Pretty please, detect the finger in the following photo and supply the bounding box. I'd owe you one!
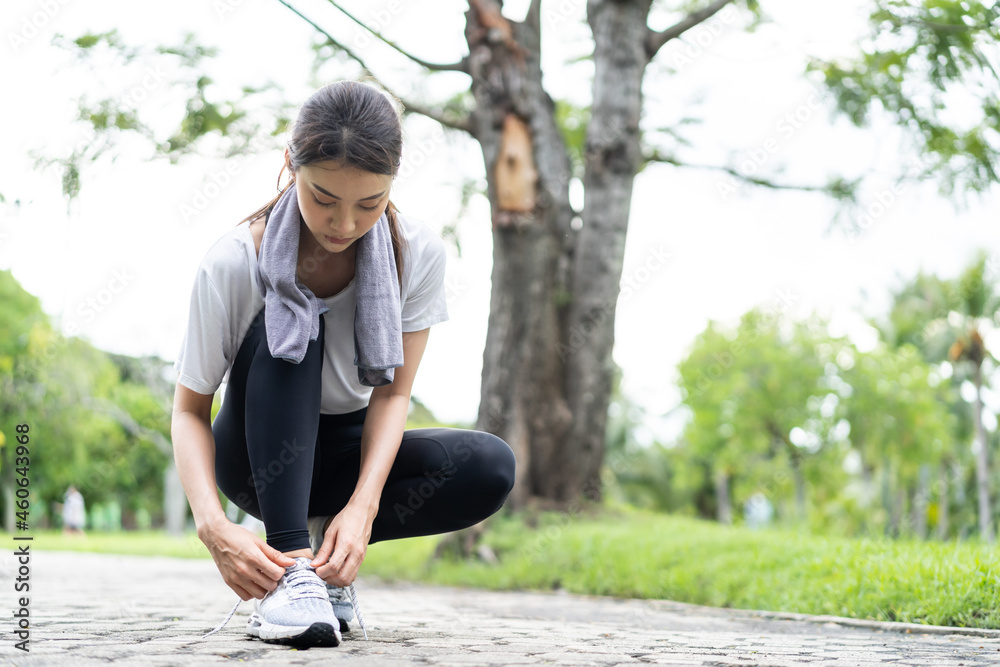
[310,531,336,568]
[238,564,276,597]
[315,564,341,587]
[242,578,271,599]
[327,545,347,574]
[342,549,363,581]
[249,568,279,594]
[258,542,294,577]
[231,583,254,601]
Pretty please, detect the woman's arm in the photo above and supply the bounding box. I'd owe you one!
[311,327,430,585]
[171,384,293,598]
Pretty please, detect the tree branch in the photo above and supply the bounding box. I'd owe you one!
[644,149,860,199]
[526,0,542,31]
[276,0,474,135]
[400,100,475,134]
[645,0,736,61]
[325,0,470,73]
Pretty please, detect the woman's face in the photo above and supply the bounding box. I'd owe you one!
[293,158,393,255]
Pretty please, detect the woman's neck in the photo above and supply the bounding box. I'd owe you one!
[297,223,356,276]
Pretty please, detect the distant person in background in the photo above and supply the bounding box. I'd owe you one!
[62,486,85,534]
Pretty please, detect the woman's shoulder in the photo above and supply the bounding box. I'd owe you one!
[396,208,446,263]
[198,221,257,276]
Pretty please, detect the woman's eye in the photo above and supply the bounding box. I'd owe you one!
[313,194,378,212]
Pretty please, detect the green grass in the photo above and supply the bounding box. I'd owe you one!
[33,530,210,559]
[32,506,1000,629]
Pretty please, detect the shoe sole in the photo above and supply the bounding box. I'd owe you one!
[247,613,342,647]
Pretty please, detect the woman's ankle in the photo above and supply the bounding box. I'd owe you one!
[284,547,314,560]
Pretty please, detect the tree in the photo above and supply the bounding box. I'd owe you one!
[838,343,953,538]
[876,253,999,542]
[0,271,50,531]
[947,254,999,542]
[677,309,841,523]
[42,0,1000,510]
[0,271,175,530]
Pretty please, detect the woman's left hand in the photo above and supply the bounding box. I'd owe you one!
[311,500,375,587]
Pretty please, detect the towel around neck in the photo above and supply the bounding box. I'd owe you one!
[254,180,404,386]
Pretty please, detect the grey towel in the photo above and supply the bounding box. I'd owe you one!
[255,180,403,386]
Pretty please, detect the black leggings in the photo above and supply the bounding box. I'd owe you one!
[211,305,516,553]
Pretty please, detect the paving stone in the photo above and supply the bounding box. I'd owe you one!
[1,551,999,665]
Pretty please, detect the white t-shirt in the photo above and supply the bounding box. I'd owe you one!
[173,210,449,414]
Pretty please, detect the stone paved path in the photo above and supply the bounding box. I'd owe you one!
[1,550,999,665]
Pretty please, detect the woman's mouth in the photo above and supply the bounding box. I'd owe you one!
[326,236,351,244]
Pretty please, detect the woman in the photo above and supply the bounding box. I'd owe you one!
[170,80,516,648]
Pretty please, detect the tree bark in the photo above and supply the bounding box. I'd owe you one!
[466,1,575,509]
[557,0,654,502]
[467,0,722,508]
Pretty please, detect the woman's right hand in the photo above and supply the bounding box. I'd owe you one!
[198,518,295,600]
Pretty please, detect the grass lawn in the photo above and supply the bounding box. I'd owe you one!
[32,505,1000,629]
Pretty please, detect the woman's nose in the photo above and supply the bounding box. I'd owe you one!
[329,211,356,234]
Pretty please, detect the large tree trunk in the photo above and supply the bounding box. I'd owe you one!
[466,1,574,509]
[556,0,654,502]
[466,0,713,508]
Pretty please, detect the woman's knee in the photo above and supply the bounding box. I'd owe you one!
[454,430,515,504]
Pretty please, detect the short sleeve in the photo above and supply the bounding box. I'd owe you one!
[400,232,449,332]
[174,266,232,395]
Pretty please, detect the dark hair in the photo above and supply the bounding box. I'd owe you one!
[239,79,408,287]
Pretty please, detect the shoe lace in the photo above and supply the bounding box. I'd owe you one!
[201,572,370,640]
[201,597,242,639]
[284,566,328,601]
[347,582,369,641]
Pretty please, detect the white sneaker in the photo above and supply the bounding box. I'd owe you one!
[245,557,342,647]
[308,515,369,639]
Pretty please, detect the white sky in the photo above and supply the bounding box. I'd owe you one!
[2,0,998,440]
